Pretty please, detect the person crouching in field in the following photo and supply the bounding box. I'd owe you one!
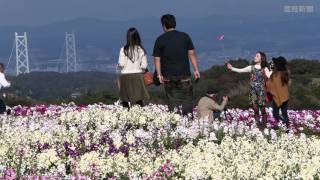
[118,28,149,108]
[197,88,229,122]
[0,63,11,114]
[266,56,290,129]
[227,52,272,128]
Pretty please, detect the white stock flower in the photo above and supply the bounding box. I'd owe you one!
[36,149,61,171]
[78,151,104,174]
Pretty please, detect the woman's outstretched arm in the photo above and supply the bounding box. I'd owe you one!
[227,63,251,73]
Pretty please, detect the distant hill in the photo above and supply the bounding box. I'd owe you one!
[3,59,319,110]
[4,72,118,104]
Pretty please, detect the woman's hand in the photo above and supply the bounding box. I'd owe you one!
[227,63,233,70]
[222,96,229,102]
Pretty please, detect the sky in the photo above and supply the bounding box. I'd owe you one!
[0,0,318,26]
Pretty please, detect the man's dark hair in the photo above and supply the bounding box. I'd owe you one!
[161,14,176,29]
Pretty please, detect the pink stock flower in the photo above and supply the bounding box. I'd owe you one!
[3,168,16,180]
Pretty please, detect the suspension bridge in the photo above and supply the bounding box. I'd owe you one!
[6,32,78,76]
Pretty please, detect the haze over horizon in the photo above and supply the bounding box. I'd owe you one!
[0,0,319,26]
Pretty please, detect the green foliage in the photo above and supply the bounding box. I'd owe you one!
[4,95,36,107]
[148,89,167,104]
[3,59,320,110]
[289,59,320,76]
[6,71,118,101]
[72,91,118,105]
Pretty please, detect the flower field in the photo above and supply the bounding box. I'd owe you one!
[0,103,320,179]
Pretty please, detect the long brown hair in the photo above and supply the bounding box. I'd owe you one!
[257,51,268,69]
[271,68,290,86]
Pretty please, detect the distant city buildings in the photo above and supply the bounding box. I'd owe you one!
[71,92,81,99]
[2,48,320,75]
